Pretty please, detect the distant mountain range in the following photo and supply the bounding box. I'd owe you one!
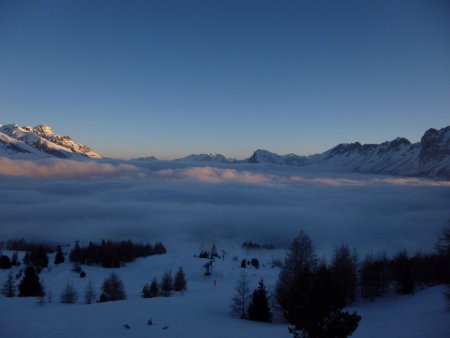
[173,126,450,179]
[1,123,449,179]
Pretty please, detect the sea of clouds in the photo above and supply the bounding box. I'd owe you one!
[0,157,449,257]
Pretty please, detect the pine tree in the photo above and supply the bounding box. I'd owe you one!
[330,244,358,306]
[1,271,16,297]
[276,231,361,338]
[211,244,219,258]
[173,267,187,291]
[54,246,65,265]
[60,282,79,304]
[11,251,19,266]
[84,280,96,304]
[276,230,317,321]
[231,271,251,319]
[18,266,43,297]
[160,272,173,297]
[0,255,12,269]
[248,279,272,322]
[149,278,159,297]
[391,250,414,295]
[30,245,49,269]
[142,283,150,298]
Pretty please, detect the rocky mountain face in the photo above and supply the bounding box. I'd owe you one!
[174,153,234,163]
[0,124,102,159]
[245,126,450,179]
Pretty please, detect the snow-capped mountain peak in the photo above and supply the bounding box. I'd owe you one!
[0,123,102,159]
[244,126,450,179]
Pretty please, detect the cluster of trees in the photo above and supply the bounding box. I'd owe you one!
[231,272,272,322]
[69,240,167,268]
[1,245,64,271]
[360,248,450,300]
[242,241,275,250]
[142,267,187,298]
[59,273,127,304]
[276,231,361,338]
[0,239,54,254]
[98,273,126,302]
[199,244,220,259]
[23,246,49,271]
[273,224,450,337]
[199,244,222,276]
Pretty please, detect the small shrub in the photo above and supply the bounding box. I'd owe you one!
[250,258,260,269]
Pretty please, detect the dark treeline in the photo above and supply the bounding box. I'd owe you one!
[360,248,450,300]
[0,239,55,253]
[69,240,167,268]
[253,223,450,338]
[242,241,275,250]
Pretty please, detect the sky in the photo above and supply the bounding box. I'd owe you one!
[0,0,449,159]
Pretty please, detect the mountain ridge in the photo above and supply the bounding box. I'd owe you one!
[1,123,449,179]
[0,124,102,159]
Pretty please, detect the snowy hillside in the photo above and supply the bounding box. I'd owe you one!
[0,245,448,338]
[0,124,102,159]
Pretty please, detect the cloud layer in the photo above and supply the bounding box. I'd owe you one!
[0,158,449,257]
[0,157,138,178]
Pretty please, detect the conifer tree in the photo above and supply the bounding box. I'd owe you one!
[54,246,65,265]
[276,231,361,338]
[330,244,358,306]
[248,279,272,322]
[30,245,49,269]
[149,278,159,297]
[160,272,173,297]
[11,251,19,266]
[173,267,187,291]
[0,255,12,269]
[211,244,219,257]
[142,283,150,298]
[391,250,414,295]
[18,266,43,297]
[1,271,16,297]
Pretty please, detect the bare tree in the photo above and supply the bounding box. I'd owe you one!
[231,271,251,319]
[60,281,79,304]
[84,280,97,304]
[99,272,126,302]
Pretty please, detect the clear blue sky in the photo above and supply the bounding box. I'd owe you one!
[0,0,449,159]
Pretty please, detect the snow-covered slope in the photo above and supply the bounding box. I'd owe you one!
[0,246,448,338]
[175,153,235,163]
[246,126,450,179]
[0,124,102,159]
